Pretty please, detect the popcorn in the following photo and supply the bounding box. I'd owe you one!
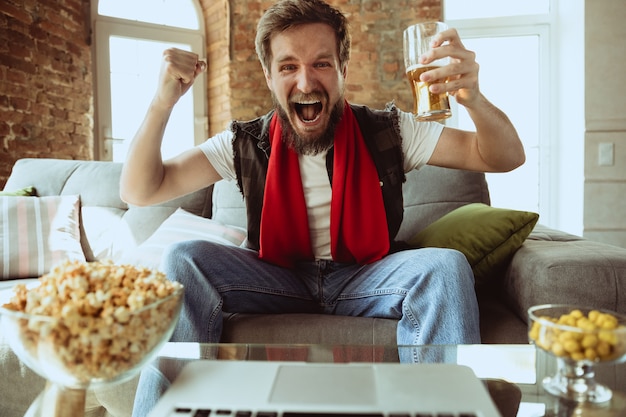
[2,260,182,384]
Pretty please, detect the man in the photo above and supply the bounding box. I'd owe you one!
[123,0,524,414]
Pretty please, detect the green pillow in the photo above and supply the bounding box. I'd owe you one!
[0,186,36,196]
[407,203,539,286]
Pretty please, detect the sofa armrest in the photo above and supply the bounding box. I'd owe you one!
[502,224,626,323]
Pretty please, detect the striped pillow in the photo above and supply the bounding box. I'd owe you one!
[1,195,85,279]
[118,208,247,270]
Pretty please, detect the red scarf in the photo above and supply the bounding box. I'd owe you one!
[259,103,389,267]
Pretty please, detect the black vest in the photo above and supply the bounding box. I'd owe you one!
[230,103,408,255]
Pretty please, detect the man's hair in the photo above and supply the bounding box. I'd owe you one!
[255,0,351,74]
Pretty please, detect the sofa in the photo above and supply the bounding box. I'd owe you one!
[1,157,625,417]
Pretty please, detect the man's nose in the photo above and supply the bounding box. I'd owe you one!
[296,67,316,94]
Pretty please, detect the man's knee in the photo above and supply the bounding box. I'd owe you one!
[163,240,201,261]
[434,247,467,263]
[442,248,472,274]
[413,247,469,268]
[159,240,213,281]
[414,247,474,286]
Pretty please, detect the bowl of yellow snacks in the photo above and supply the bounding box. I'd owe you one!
[0,260,183,417]
[528,304,626,403]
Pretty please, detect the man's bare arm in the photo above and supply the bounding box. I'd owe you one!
[429,94,525,172]
[422,28,525,172]
[120,48,220,206]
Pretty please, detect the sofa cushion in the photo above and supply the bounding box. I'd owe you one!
[0,195,85,279]
[5,159,214,262]
[212,179,247,229]
[119,208,247,270]
[503,236,626,323]
[397,166,491,241]
[222,313,398,347]
[407,203,539,286]
[210,166,492,241]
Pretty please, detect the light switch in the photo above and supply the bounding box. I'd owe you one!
[598,142,614,166]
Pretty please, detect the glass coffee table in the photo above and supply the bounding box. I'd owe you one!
[150,343,626,417]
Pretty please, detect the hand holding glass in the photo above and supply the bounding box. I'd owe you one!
[403,22,451,121]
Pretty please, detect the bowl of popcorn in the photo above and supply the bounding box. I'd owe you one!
[0,260,183,417]
[528,304,626,403]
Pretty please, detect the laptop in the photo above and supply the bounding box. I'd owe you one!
[148,360,502,417]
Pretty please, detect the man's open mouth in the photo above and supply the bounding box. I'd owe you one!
[294,101,323,123]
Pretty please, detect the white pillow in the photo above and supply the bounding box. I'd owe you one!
[118,208,247,270]
[1,195,85,279]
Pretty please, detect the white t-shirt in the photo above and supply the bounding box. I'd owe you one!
[198,109,444,259]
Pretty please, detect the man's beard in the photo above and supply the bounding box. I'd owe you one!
[273,93,344,155]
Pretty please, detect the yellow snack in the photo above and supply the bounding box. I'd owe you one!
[570,309,584,319]
[584,348,599,361]
[596,341,612,358]
[581,334,598,349]
[529,307,626,363]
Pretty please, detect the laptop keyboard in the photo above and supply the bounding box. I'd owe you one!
[169,408,479,417]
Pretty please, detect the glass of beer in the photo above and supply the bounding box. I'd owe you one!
[403,22,451,121]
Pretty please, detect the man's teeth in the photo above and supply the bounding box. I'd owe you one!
[296,101,322,122]
[302,114,321,123]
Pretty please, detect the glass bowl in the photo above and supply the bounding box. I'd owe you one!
[0,285,183,417]
[528,304,626,403]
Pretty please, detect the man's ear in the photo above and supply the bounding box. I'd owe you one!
[263,66,272,89]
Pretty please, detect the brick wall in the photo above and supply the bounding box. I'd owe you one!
[0,0,93,187]
[0,0,441,187]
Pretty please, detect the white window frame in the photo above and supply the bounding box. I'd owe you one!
[92,2,207,161]
[445,0,584,235]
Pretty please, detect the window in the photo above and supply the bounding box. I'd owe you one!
[98,0,200,29]
[444,0,584,235]
[94,0,206,162]
[444,0,550,20]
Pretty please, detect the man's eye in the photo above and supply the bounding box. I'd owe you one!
[315,62,331,68]
[281,65,296,72]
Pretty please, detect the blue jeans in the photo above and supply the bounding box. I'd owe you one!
[132,241,480,416]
